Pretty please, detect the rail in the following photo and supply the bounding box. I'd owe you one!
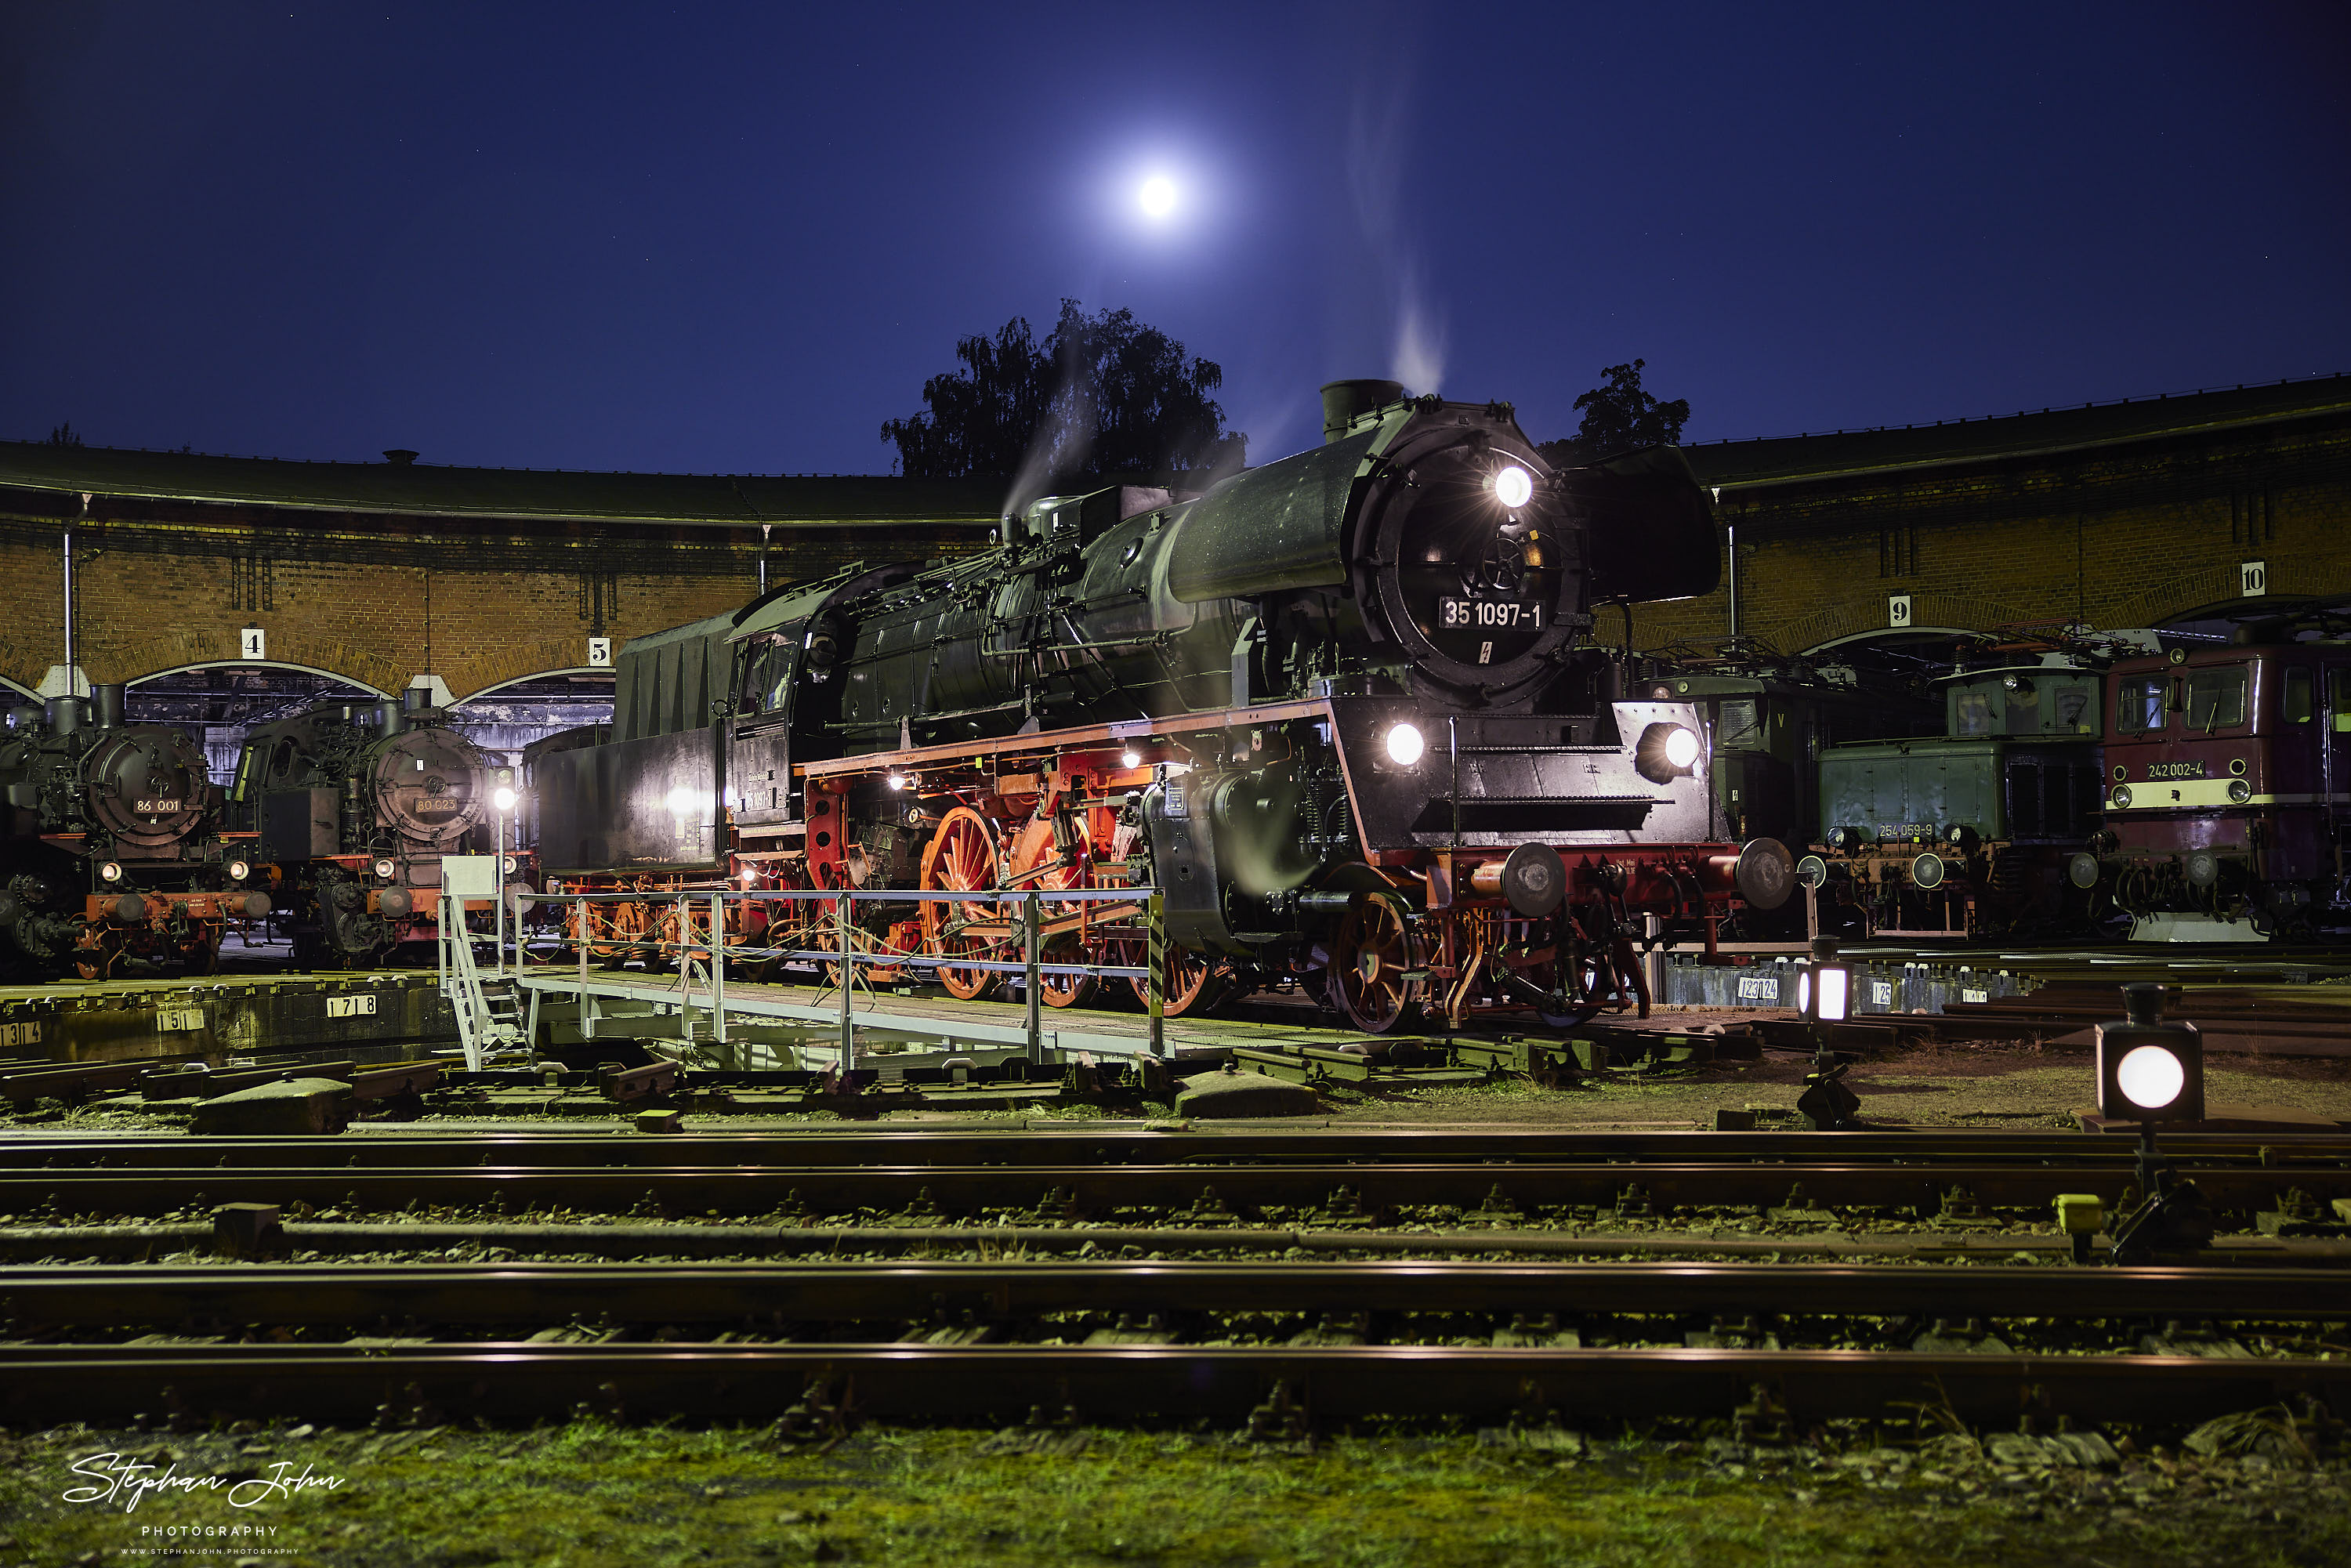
[520,885,1173,1071]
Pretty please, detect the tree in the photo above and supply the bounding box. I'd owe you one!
[1536,360,1690,468]
[882,301,1245,481]
[45,422,83,448]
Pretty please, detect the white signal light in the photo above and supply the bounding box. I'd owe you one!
[1662,725,1700,770]
[1492,465,1534,509]
[2115,1044,2186,1110]
[1385,723,1426,766]
[374,857,397,880]
[502,855,519,875]
[492,786,516,812]
[99,860,123,882]
[226,860,251,881]
[1121,749,1143,770]
[886,773,907,792]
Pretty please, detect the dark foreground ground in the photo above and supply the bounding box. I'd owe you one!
[2,1414,2346,1568]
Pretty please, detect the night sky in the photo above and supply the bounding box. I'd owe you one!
[5,2,2346,477]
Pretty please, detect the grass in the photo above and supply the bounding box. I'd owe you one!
[2,1420,2344,1567]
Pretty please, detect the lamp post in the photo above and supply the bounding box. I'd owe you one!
[491,768,517,976]
[1794,936,1860,1130]
[2097,982,2212,1264]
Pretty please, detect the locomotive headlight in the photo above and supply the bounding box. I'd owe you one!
[2110,784,2132,809]
[1491,465,1534,510]
[1384,722,1426,766]
[374,857,397,881]
[502,854,520,875]
[99,860,123,883]
[2227,779,2252,804]
[1121,749,1143,770]
[1662,725,1701,770]
[226,859,251,882]
[886,773,907,792]
[492,786,516,812]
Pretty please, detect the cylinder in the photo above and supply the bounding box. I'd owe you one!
[2121,982,2163,1027]
[43,697,85,735]
[1467,842,1567,917]
[401,685,433,713]
[1320,378,1404,443]
[241,893,273,919]
[377,698,409,737]
[90,683,125,729]
[108,893,146,925]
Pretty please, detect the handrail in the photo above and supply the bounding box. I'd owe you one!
[527,884,1172,1069]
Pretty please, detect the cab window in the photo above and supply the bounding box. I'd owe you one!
[2002,683,2041,736]
[2052,682,2095,733]
[1715,698,1765,751]
[1951,690,1994,736]
[2114,676,2166,734]
[2184,668,2247,730]
[2331,669,2351,733]
[2283,667,2313,723]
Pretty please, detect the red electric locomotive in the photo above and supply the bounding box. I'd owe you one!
[2085,636,2351,939]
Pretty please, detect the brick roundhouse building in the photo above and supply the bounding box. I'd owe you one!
[0,372,2344,753]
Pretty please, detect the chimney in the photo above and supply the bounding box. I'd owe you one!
[1320,380,1405,444]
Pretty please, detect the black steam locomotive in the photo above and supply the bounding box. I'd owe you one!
[0,685,268,979]
[534,381,1794,1030]
[232,692,527,966]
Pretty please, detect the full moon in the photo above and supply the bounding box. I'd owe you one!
[1139,176,1177,218]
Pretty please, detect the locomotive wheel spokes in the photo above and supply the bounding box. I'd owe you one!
[920,806,1004,1001]
[1331,895,1422,1034]
[1007,816,1098,1009]
[1127,941,1224,1017]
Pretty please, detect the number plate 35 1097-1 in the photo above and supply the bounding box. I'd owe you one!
[1438,598,1545,630]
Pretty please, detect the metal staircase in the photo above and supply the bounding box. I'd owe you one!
[437,893,534,1070]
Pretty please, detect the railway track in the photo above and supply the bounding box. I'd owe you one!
[3,1258,2348,1430]
[2,1129,2345,1222]
[9,1258,2351,1327]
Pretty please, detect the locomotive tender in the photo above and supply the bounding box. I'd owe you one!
[534,381,1795,1030]
[0,685,267,978]
[234,690,527,966]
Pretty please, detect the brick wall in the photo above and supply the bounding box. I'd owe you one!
[0,505,981,700]
[1631,417,2351,654]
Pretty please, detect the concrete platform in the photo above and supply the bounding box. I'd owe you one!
[0,971,458,1066]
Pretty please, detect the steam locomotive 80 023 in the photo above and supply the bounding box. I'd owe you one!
[534,381,1795,1030]
[233,690,531,967]
[0,684,268,979]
